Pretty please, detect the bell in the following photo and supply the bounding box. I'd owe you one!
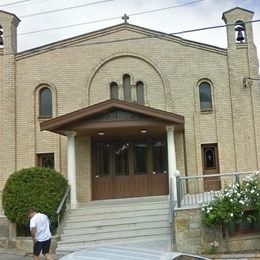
[235,26,245,42]
[236,30,245,42]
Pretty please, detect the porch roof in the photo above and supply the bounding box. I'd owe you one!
[40,99,185,137]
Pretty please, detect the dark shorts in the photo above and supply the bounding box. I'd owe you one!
[33,239,51,256]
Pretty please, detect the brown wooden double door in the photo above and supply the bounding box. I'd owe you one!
[92,137,169,200]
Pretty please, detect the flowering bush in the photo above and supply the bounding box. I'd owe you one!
[202,172,260,227]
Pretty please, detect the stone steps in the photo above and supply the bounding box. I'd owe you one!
[56,196,171,254]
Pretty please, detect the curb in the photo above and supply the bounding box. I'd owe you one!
[211,253,260,259]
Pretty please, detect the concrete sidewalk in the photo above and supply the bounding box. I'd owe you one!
[0,248,31,260]
[1,247,260,260]
[0,248,58,260]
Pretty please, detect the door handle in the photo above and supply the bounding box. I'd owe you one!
[95,175,99,178]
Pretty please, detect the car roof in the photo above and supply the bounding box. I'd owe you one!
[60,246,179,260]
[60,246,210,260]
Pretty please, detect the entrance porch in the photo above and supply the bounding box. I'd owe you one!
[40,99,185,207]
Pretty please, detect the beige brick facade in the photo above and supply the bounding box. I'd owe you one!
[0,7,259,206]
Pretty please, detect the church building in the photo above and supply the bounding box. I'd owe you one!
[0,7,259,211]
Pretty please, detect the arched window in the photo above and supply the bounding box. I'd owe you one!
[235,20,245,43]
[39,87,52,118]
[136,81,144,105]
[199,82,212,111]
[110,82,118,99]
[123,74,131,102]
[0,25,3,47]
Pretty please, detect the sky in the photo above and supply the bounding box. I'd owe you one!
[0,0,259,62]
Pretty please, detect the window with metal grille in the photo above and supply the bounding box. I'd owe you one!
[37,153,54,169]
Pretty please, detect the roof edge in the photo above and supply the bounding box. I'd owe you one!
[40,99,185,132]
[17,22,226,60]
[0,9,20,24]
[222,6,254,18]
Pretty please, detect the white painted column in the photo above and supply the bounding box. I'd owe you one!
[66,131,78,209]
[166,126,177,202]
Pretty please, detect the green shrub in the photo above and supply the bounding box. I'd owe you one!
[202,172,260,227]
[2,167,68,236]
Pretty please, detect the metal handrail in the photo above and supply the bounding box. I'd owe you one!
[168,177,175,250]
[0,190,3,215]
[169,177,173,223]
[175,170,259,208]
[178,171,257,180]
[56,185,71,233]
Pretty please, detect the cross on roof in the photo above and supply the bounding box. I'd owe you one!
[122,13,129,23]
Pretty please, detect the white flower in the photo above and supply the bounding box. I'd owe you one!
[213,241,219,248]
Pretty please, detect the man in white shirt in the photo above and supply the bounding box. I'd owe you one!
[28,209,54,260]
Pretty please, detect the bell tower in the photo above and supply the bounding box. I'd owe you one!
[222,7,260,171]
[0,10,20,54]
[0,10,20,186]
[222,7,259,81]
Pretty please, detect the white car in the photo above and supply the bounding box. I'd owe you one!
[59,246,211,260]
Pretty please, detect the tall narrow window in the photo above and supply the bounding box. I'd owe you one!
[136,81,144,105]
[152,138,167,174]
[39,87,52,118]
[0,25,3,46]
[96,142,110,177]
[110,82,118,99]
[133,139,147,175]
[123,74,131,102]
[115,141,129,176]
[204,147,216,169]
[199,82,212,111]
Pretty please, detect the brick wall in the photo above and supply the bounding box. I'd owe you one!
[0,8,259,206]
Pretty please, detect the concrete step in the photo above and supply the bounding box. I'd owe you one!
[61,220,169,236]
[78,196,168,207]
[65,207,169,223]
[73,200,169,215]
[57,235,171,254]
[63,212,169,230]
[59,226,171,244]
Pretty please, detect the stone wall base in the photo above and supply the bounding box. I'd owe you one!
[0,215,16,249]
[174,207,260,255]
[15,236,59,254]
